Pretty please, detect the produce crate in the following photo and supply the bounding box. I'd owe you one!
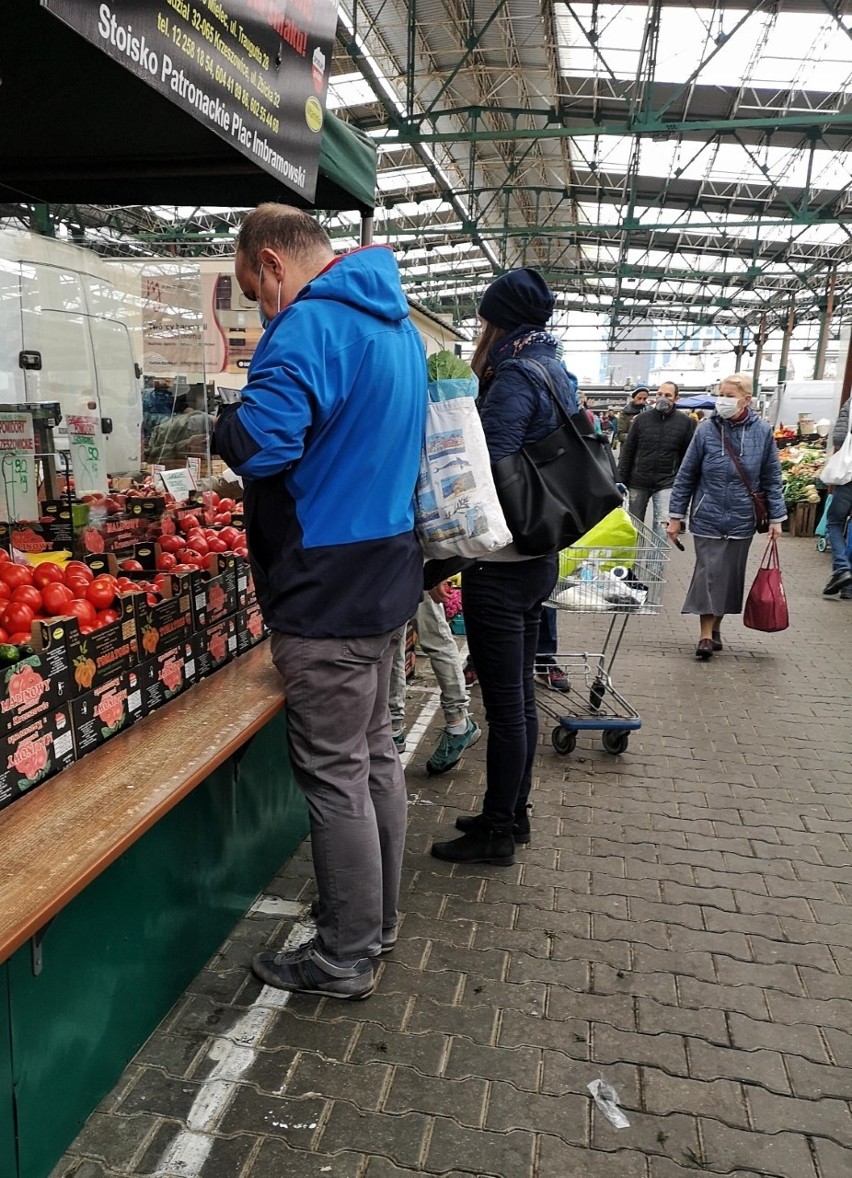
[70,667,145,757]
[140,639,197,714]
[787,501,818,537]
[191,554,238,629]
[134,571,195,658]
[65,595,139,697]
[193,615,238,679]
[0,703,75,813]
[235,602,266,655]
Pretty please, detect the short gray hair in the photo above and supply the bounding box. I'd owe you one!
[237,203,333,270]
[719,372,753,397]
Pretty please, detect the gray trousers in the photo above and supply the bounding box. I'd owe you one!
[270,628,405,963]
[388,593,469,731]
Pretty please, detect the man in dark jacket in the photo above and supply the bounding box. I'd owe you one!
[214,204,426,1000]
[618,381,695,538]
[615,386,649,448]
[823,398,852,598]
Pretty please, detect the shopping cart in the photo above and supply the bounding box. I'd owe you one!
[537,514,669,756]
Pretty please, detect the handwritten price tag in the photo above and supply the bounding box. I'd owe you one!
[0,414,39,522]
[67,415,107,493]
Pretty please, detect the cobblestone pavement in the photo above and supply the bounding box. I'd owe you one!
[53,534,852,1178]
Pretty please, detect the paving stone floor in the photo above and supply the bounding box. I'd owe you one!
[53,533,852,1178]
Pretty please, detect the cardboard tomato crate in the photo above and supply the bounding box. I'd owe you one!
[193,615,238,679]
[235,603,267,655]
[140,639,197,714]
[191,554,237,629]
[0,620,74,739]
[0,705,75,813]
[234,556,257,609]
[65,594,139,697]
[70,666,145,757]
[134,570,195,658]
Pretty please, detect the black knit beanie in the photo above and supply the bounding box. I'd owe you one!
[478,268,555,330]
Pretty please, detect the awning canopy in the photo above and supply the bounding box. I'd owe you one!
[0,1,376,214]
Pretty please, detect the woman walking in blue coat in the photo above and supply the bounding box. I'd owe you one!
[431,269,579,865]
[666,373,786,659]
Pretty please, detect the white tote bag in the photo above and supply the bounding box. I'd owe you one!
[415,376,512,560]
[820,405,852,486]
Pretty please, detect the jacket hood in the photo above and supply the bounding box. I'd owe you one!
[623,401,644,417]
[295,246,409,323]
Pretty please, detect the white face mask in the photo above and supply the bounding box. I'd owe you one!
[715,396,741,419]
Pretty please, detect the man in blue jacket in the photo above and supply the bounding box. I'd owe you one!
[214,204,426,1000]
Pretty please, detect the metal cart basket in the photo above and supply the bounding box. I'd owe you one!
[538,514,669,756]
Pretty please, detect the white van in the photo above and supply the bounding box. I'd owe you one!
[0,229,143,475]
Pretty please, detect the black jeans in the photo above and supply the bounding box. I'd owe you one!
[462,555,559,827]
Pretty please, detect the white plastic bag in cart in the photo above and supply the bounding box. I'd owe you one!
[415,377,512,560]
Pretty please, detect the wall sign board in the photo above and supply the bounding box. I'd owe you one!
[42,0,339,201]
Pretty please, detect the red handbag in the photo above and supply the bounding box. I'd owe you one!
[743,538,789,632]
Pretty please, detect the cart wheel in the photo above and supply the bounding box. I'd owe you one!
[589,680,606,712]
[551,727,576,756]
[602,730,629,755]
[816,537,827,552]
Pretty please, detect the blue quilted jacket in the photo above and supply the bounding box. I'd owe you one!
[669,411,786,538]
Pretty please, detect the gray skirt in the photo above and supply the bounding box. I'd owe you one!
[682,535,753,616]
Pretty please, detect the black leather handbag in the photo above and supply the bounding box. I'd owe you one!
[491,358,622,555]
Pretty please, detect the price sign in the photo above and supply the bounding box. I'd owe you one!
[156,467,195,504]
[0,414,39,523]
[67,415,107,493]
[185,457,201,485]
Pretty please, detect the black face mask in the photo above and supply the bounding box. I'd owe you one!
[655,399,674,414]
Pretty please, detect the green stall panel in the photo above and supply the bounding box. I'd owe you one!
[0,966,16,1178]
[7,711,307,1178]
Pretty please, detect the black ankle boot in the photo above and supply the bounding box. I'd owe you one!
[431,825,515,866]
[455,807,531,845]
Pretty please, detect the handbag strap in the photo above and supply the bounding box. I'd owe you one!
[714,419,760,499]
[762,537,780,569]
[512,357,574,430]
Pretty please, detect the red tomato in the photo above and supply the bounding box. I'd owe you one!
[41,583,75,615]
[206,537,228,553]
[0,627,8,643]
[155,552,176,571]
[32,562,66,588]
[202,490,220,508]
[1,602,35,633]
[0,564,33,590]
[78,623,96,635]
[146,593,160,607]
[115,578,137,593]
[218,498,236,512]
[180,514,200,534]
[0,550,10,563]
[218,527,241,549]
[214,512,232,525]
[233,546,248,558]
[0,581,11,601]
[186,536,209,557]
[96,609,120,626]
[9,632,32,644]
[64,561,94,585]
[159,535,184,554]
[65,577,92,600]
[119,559,144,573]
[66,598,97,626]
[11,585,43,613]
[86,577,117,611]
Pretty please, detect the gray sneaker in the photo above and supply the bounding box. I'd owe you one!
[252,938,374,1000]
[392,728,407,753]
[426,719,482,775]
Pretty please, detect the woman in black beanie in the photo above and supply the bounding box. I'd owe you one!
[431,268,579,865]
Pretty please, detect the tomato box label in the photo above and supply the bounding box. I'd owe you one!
[135,574,195,658]
[234,556,257,609]
[66,595,139,697]
[235,604,267,655]
[193,616,238,679]
[192,555,237,629]
[0,705,75,813]
[0,633,72,739]
[140,641,197,714]
[70,668,144,757]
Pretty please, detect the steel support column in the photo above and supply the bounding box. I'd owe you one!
[753,312,768,392]
[777,298,796,385]
[813,266,837,380]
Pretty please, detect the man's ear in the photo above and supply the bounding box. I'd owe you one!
[259,247,285,280]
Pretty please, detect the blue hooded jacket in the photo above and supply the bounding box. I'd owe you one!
[214,246,427,638]
[669,410,786,538]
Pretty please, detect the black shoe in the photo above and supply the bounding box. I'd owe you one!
[711,630,723,652]
[695,638,714,660]
[431,825,515,866]
[841,587,852,601]
[252,939,374,1000]
[455,807,531,845]
[823,569,852,596]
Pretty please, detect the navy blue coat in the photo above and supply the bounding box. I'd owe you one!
[478,331,579,463]
[669,411,786,538]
